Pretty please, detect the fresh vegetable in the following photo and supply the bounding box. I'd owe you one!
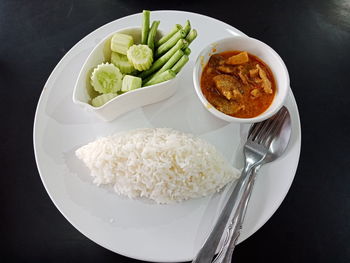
[144,70,176,86]
[141,10,150,44]
[122,75,142,92]
[185,29,197,45]
[155,29,187,57]
[90,63,122,94]
[155,24,182,47]
[91,93,118,107]
[147,20,160,52]
[183,20,191,35]
[87,10,198,107]
[145,49,184,84]
[184,47,191,55]
[127,44,153,71]
[171,55,189,74]
[110,33,134,55]
[111,52,135,74]
[138,39,187,79]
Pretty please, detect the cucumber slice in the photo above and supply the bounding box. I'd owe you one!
[121,75,142,92]
[91,93,118,107]
[110,52,135,74]
[111,33,134,55]
[90,63,122,94]
[126,44,153,71]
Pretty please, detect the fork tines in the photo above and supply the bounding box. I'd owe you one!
[248,106,289,146]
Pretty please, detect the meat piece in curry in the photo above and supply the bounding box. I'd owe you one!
[201,51,276,118]
[226,51,249,65]
[213,74,242,100]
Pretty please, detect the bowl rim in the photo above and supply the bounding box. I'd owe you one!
[72,26,174,110]
[193,35,290,123]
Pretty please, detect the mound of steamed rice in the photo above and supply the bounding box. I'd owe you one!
[75,128,240,204]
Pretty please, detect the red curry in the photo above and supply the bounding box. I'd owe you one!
[201,51,276,118]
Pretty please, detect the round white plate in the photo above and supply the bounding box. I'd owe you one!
[34,11,301,263]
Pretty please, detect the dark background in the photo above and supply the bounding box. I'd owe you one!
[1,0,350,262]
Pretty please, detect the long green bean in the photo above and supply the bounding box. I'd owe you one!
[145,50,184,85]
[183,20,191,36]
[143,70,176,86]
[183,47,191,55]
[147,20,160,52]
[139,39,187,79]
[185,29,197,45]
[155,29,187,57]
[171,55,189,74]
[141,10,150,44]
[155,24,182,47]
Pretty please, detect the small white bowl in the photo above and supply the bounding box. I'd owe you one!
[193,36,290,123]
[73,27,178,122]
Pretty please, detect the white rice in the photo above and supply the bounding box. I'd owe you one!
[75,128,240,204]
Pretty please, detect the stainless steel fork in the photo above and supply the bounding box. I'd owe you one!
[192,106,291,263]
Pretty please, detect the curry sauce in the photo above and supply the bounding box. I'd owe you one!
[201,51,276,118]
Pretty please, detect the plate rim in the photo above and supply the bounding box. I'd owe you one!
[33,10,301,262]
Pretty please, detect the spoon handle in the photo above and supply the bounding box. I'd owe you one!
[192,163,255,263]
[213,166,259,263]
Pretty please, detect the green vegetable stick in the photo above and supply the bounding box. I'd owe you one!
[155,29,187,57]
[139,39,187,79]
[183,20,191,36]
[144,50,184,84]
[143,70,176,86]
[156,24,182,47]
[171,55,189,74]
[141,10,150,44]
[183,47,191,55]
[185,29,197,45]
[147,20,160,53]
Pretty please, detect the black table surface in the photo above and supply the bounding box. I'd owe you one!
[2,0,350,262]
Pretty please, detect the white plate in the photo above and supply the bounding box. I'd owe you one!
[33,11,301,263]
